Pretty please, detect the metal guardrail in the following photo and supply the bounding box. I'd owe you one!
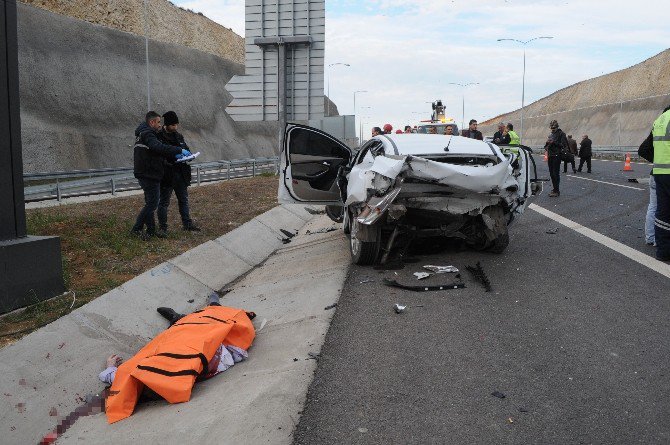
[24,157,280,203]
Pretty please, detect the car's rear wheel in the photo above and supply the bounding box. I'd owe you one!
[325,205,344,223]
[343,207,352,235]
[349,219,381,265]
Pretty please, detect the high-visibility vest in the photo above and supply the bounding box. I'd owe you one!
[653,109,670,175]
[508,130,520,145]
[105,305,255,423]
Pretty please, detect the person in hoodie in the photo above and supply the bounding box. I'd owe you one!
[132,111,187,239]
[157,111,200,233]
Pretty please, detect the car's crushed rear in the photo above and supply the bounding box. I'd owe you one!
[343,134,540,260]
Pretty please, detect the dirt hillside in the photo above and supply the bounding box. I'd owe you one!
[21,0,244,64]
[480,49,670,147]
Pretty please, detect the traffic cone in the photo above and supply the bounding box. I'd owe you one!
[623,153,633,171]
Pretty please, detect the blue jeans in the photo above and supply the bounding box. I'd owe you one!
[133,178,161,233]
[157,173,192,230]
[645,175,656,245]
[655,174,670,260]
[548,155,561,192]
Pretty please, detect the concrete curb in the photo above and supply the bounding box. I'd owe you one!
[0,204,324,444]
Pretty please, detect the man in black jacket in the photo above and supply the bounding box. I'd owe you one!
[132,111,186,239]
[157,111,200,232]
[493,122,510,145]
[578,135,593,173]
[544,119,569,197]
[461,119,483,140]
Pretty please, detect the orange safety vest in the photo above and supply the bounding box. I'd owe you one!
[105,305,255,423]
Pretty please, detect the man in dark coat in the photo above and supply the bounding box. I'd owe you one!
[493,122,510,145]
[578,135,593,173]
[157,111,200,232]
[544,119,569,197]
[461,119,483,140]
[563,134,578,173]
[132,111,186,239]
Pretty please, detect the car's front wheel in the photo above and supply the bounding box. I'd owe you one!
[349,219,381,265]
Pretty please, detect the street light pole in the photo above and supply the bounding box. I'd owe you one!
[143,0,151,111]
[447,82,479,130]
[326,63,350,116]
[497,36,553,144]
[354,90,367,143]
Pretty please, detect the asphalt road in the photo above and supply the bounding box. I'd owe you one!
[293,158,670,444]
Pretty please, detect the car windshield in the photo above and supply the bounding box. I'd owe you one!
[416,123,459,135]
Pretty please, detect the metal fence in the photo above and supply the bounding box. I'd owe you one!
[23,157,280,203]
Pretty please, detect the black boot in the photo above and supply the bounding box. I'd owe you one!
[157,307,185,325]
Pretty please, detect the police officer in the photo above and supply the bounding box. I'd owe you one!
[544,119,568,197]
[639,105,670,261]
[507,123,520,145]
[157,111,200,232]
[132,111,186,239]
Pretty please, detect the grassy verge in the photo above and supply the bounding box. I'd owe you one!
[0,176,278,347]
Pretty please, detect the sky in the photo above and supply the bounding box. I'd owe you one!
[173,0,669,134]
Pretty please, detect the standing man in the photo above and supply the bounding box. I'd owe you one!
[461,119,483,140]
[445,125,456,136]
[383,123,393,134]
[544,120,568,197]
[371,127,382,137]
[639,105,670,261]
[563,134,578,173]
[404,125,412,134]
[132,112,186,239]
[507,123,520,145]
[157,111,200,233]
[493,122,510,145]
[578,134,593,173]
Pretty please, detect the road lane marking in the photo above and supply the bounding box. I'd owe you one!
[565,174,645,191]
[529,203,670,279]
[592,158,650,165]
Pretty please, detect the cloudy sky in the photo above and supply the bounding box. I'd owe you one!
[174,0,669,133]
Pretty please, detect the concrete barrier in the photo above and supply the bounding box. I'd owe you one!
[0,203,337,444]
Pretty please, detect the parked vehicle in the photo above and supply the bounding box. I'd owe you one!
[278,124,541,265]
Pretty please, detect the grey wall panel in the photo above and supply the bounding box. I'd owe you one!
[226,0,325,121]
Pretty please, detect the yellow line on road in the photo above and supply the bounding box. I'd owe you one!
[529,204,670,279]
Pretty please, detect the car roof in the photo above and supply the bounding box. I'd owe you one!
[374,134,500,157]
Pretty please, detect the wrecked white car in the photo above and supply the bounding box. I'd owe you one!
[278,124,541,265]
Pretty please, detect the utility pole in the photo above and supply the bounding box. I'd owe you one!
[327,63,350,116]
[143,0,151,111]
[448,82,479,130]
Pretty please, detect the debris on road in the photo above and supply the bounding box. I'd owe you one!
[359,278,375,284]
[393,304,407,314]
[545,227,559,234]
[324,303,338,310]
[413,272,431,280]
[383,278,465,291]
[465,262,492,292]
[187,299,194,303]
[423,265,459,274]
[491,391,506,399]
[305,226,338,235]
[280,228,297,244]
[306,352,320,360]
[627,178,639,183]
[304,207,326,215]
[507,417,515,424]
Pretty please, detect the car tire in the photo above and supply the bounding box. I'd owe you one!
[343,207,352,235]
[325,205,344,223]
[349,220,381,265]
[487,229,509,254]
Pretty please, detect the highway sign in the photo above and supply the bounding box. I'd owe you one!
[225,0,325,122]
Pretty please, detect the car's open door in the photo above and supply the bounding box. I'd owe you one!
[278,123,352,204]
